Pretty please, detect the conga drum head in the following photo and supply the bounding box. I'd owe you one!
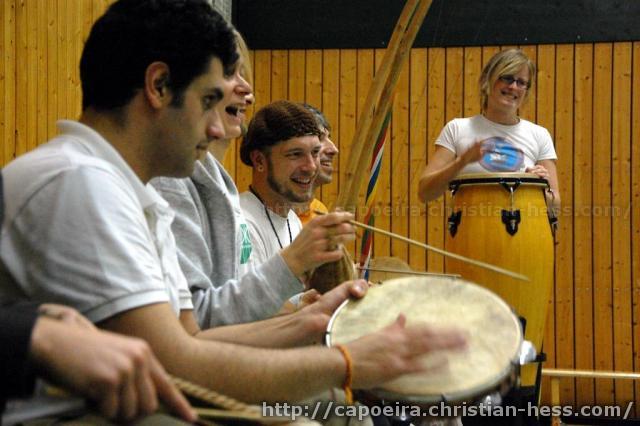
[326,276,522,405]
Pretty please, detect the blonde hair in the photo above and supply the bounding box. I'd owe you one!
[234,30,253,87]
[479,49,535,112]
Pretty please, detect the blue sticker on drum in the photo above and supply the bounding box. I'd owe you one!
[479,137,524,172]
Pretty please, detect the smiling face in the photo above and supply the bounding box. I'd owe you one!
[218,50,254,140]
[316,128,338,185]
[157,57,226,177]
[264,135,321,203]
[486,65,530,115]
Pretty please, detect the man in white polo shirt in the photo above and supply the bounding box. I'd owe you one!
[0,0,466,408]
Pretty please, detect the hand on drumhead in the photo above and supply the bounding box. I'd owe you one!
[525,164,549,179]
[345,314,467,389]
[301,279,368,317]
[459,139,486,166]
[281,211,356,277]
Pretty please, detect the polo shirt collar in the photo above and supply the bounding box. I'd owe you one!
[57,120,165,210]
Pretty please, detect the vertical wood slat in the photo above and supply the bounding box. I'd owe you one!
[15,0,26,159]
[462,47,482,118]
[573,42,595,407]
[45,0,56,140]
[1,0,17,165]
[321,49,340,207]
[426,47,445,272]
[36,0,48,147]
[554,43,576,405]
[338,49,357,254]
[304,49,323,201]
[611,42,634,408]
[408,48,428,271]
[288,50,305,103]
[593,42,615,407]
[354,48,375,241]
[390,51,410,261]
[535,44,556,405]
[374,48,391,259]
[632,41,640,419]
[270,50,288,101]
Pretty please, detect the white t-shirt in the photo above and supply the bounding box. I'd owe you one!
[0,120,193,322]
[436,114,557,175]
[239,191,303,266]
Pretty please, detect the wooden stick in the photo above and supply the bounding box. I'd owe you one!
[344,0,434,209]
[337,0,429,209]
[351,218,529,281]
[316,211,529,281]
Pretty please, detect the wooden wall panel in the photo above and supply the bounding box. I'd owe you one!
[573,42,595,407]
[426,48,445,273]
[633,41,640,417]
[611,42,634,408]
[408,49,428,271]
[554,43,576,404]
[593,42,615,406]
[1,4,639,415]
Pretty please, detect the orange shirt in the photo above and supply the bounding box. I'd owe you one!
[297,198,329,226]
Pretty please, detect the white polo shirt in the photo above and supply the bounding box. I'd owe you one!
[0,120,193,322]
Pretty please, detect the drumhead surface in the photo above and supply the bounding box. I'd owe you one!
[326,276,522,403]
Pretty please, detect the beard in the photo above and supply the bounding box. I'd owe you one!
[266,169,314,204]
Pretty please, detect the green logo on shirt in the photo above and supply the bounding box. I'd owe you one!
[240,223,252,264]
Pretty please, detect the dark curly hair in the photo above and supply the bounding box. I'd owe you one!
[240,100,322,166]
[80,0,238,111]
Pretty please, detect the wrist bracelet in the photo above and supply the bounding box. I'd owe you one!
[335,344,354,405]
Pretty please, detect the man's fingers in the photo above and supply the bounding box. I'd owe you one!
[149,358,197,422]
[117,369,139,421]
[134,360,158,416]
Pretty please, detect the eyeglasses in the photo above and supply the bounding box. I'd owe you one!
[498,75,531,89]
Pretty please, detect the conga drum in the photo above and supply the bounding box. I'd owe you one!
[326,276,522,408]
[444,173,554,387]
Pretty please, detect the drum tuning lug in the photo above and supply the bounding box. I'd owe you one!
[478,392,503,412]
[519,340,537,365]
[447,210,462,237]
[501,209,521,235]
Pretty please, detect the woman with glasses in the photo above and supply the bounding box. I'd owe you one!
[418,48,560,211]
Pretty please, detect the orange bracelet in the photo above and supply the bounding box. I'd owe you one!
[335,344,354,405]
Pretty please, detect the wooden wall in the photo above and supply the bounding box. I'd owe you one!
[1,0,638,415]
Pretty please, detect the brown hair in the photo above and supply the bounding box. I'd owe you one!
[240,100,322,166]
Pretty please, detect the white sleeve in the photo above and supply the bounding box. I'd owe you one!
[434,119,458,155]
[536,126,558,161]
[1,167,169,323]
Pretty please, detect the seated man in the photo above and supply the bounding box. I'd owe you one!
[0,171,194,424]
[294,104,339,225]
[151,35,348,327]
[0,0,465,405]
[239,100,339,267]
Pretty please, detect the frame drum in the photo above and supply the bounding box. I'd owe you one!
[445,173,554,386]
[326,276,522,405]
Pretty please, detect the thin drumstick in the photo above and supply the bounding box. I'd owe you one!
[315,211,529,281]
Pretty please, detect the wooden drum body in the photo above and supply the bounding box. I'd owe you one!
[444,173,554,386]
[326,276,522,406]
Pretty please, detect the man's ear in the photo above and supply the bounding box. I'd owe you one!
[145,61,171,109]
[250,150,266,172]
